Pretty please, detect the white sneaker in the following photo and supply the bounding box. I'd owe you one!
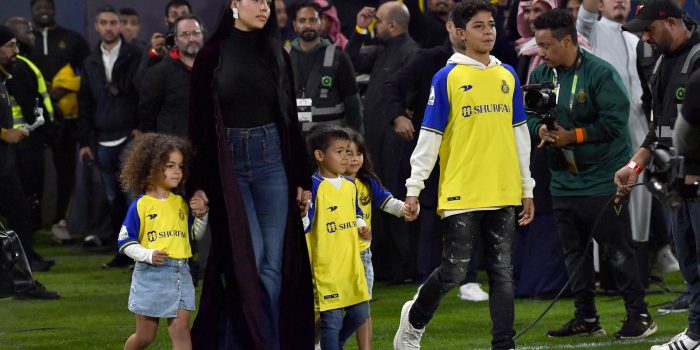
[458,283,489,301]
[650,329,700,350]
[657,245,680,273]
[314,341,321,350]
[393,300,424,350]
[51,219,71,242]
[83,234,102,248]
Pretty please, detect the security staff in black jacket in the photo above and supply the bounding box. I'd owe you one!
[289,2,362,133]
[138,15,203,137]
[0,26,58,279]
[616,0,700,347]
[5,18,56,234]
[77,7,142,267]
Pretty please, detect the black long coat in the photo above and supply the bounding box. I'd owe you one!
[188,36,313,350]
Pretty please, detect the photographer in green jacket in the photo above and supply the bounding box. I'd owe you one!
[525,9,656,339]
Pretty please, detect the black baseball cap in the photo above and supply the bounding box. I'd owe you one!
[622,0,684,32]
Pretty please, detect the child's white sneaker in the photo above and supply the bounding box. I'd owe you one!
[458,282,489,301]
[393,300,424,350]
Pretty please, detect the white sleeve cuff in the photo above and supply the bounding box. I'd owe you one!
[193,212,209,240]
[383,198,406,217]
[123,244,155,264]
[356,218,368,227]
[302,214,310,230]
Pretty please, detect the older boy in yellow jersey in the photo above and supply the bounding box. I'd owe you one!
[393,1,536,349]
[301,125,371,350]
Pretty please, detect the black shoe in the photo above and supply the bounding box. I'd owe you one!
[102,254,133,269]
[658,293,690,313]
[30,258,55,272]
[547,318,607,337]
[14,281,60,300]
[614,314,657,339]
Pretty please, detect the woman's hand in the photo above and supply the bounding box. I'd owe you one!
[190,195,209,218]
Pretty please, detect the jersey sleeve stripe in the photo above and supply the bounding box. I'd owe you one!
[379,195,392,209]
[119,240,138,253]
[421,126,444,135]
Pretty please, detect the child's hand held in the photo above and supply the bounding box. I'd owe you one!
[152,250,169,265]
[358,226,372,241]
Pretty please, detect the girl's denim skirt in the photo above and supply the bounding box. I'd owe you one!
[128,258,195,318]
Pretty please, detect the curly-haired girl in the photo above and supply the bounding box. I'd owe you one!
[117,133,208,350]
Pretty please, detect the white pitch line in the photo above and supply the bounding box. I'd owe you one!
[469,336,672,350]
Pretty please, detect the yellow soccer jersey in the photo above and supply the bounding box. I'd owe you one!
[305,174,370,312]
[117,193,194,259]
[422,62,526,214]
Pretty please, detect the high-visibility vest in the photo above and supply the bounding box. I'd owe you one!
[11,55,54,129]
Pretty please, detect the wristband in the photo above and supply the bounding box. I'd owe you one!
[0,128,6,141]
[355,25,368,35]
[575,128,585,144]
[627,160,643,174]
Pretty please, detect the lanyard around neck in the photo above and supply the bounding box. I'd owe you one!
[552,51,584,127]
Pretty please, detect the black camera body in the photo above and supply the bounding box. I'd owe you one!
[523,82,557,130]
[644,142,700,210]
[164,32,176,52]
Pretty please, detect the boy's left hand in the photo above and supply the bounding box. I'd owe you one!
[358,226,372,241]
[518,198,535,226]
[190,196,208,218]
[298,190,312,216]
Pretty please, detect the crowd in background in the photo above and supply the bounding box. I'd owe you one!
[0,0,699,347]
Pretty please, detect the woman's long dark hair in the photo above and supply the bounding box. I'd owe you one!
[208,0,290,116]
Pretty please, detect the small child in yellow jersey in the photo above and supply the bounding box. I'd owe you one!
[343,129,417,350]
[301,125,371,350]
[117,133,208,350]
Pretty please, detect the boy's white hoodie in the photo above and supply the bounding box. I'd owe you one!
[405,53,535,218]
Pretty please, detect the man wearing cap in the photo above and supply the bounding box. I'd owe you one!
[0,25,59,299]
[614,0,700,348]
[4,17,57,248]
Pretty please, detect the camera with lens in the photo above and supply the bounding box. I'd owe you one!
[522,82,558,130]
[164,32,176,52]
[644,142,700,210]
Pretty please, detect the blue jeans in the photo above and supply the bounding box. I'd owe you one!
[320,301,370,350]
[94,142,129,203]
[360,248,374,297]
[226,124,288,350]
[672,200,700,338]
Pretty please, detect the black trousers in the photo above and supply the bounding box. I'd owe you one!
[552,195,647,320]
[0,150,35,262]
[51,119,77,222]
[15,139,45,230]
[409,208,516,350]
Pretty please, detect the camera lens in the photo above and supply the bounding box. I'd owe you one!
[524,90,546,109]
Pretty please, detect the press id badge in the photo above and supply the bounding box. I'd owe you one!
[296,98,312,123]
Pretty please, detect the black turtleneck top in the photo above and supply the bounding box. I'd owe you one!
[217,27,280,128]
